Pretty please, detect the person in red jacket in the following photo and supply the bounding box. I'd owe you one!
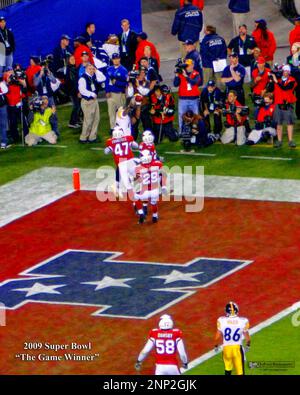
[25,56,42,96]
[73,36,94,68]
[270,65,297,148]
[135,32,160,70]
[149,84,178,144]
[180,0,204,9]
[252,19,276,66]
[251,56,271,96]
[247,92,276,145]
[289,16,300,50]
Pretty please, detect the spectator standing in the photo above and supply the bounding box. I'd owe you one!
[135,32,160,70]
[82,22,96,47]
[118,19,138,72]
[252,19,277,67]
[183,39,202,75]
[173,58,201,131]
[271,65,297,148]
[65,55,81,129]
[221,53,246,104]
[0,16,15,76]
[0,76,9,148]
[25,56,41,96]
[200,25,227,87]
[171,0,203,57]
[78,63,105,143]
[73,36,94,67]
[287,42,300,119]
[105,53,128,130]
[228,0,250,36]
[289,17,300,49]
[52,34,71,78]
[228,24,256,81]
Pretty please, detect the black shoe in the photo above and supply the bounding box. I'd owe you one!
[152,216,158,223]
[88,139,99,144]
[143,205,148,216]
[79,139,87,144]
[138,214,145,224]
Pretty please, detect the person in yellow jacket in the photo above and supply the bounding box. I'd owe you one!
[25,95,57,146]
[214,301,251,375]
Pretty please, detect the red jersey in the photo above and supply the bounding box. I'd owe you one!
[225,100,247,126]
[256,104,275,123]
[135,160,164,193]
[138,142,157,160]
[252,67,271,95]
[106,135,135,165]
[149,328,183,365]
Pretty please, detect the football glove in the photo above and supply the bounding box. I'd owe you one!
[135,361,142,371]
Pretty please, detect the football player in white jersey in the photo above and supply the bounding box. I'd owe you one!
[215,301,251,375]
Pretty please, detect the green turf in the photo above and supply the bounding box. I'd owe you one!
[186,312,300,375]
[1,91,300,186]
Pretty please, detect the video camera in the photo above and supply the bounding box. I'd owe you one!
[40,54,54,73]
[128,65,140,84]
[8,69,26,85]
[175,58,188,74]
[29,94,44,112]
[222,104,249,117]
[268,63,283,81]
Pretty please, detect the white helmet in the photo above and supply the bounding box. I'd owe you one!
[140,149,152,164]
[159,314,174,330]
[112,127,124,139]
[142,130,154,144]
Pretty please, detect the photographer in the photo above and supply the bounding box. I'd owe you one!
[127,66,152,131]
[221,53,246,104]
[269,65,297,148]
[149,85,178,144]
[247,92,276,145]
[33,61,60,135]
[139,57,160,90]
[173,58,201,131]
[200,80,223,137]
[5,66,28,143]
[287,42,300,119]
[181,110,216,152]
[220,90,248,146]
[105,53,128,131]
[25,96,57,146]
[251,56,271,98]
[0,76,9,149]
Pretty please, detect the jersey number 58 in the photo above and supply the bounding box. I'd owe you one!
[156,339,176,354]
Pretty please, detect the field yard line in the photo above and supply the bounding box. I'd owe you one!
[165,151,216,157]
[16,144,68,149]
[90,147,105,151]
[183,301,300,372]
[240,155,293,161]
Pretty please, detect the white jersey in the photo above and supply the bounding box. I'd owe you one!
[217,316,249,346]
[115,108,132,136]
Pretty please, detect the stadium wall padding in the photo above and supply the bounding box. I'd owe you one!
[1,0,142,66]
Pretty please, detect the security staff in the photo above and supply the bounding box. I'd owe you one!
[171,0,203,56]
[105,53,128,130]
[52,34,71,78]
[221,53,246,104]
[78,63,105,143]
[0,16,15,76]
[200,25,227,87]
[228,24,256,69]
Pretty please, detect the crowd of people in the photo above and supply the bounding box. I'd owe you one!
[0,0,299,150]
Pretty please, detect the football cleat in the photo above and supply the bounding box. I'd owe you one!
[143,205,148,216]
[225,301,239,317]
[138,214,145,224]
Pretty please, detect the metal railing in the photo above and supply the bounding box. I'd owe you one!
[0,0,19,9]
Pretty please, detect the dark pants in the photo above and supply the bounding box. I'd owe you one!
[152,121,178,144]
[69,94,81,125]
[140,106,153,131]
[295,83,300,119]
[204,112,222,134]
[7,104,29,143]
[120,54,134,72]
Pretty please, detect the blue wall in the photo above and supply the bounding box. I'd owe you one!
[1,0,142,66]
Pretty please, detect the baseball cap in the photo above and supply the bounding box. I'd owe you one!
[257,56,266,64]
[185,58,194,65]
[293,16,300,22]
[61,34,71,40]
[255,19,267,26]
[282,65,291,73]
[184,39,194,45]
[112,53,120,59]
[0,16,6,22]
[207,80,216,87]
[229,52,238,58]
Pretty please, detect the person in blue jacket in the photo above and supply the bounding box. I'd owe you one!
[171,0,203,56]
[183,39,203,81]
[228,0,250,36]
[200,25,227,87]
